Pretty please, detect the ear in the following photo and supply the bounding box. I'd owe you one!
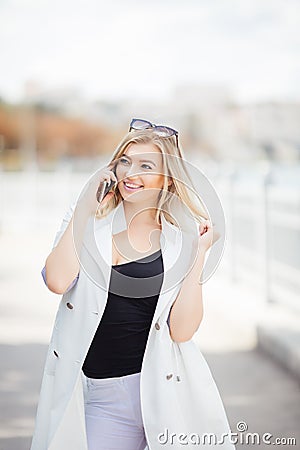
[167,177,173,187]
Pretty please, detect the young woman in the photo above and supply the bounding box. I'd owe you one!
[31,119,235,450]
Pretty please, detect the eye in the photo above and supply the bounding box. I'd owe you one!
[120,157,129,164]
[141,164,152,170]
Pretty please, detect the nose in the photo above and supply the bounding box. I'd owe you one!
[124,164,140,179]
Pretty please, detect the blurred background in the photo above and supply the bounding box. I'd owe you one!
[0,0,299,449]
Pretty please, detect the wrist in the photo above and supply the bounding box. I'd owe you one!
[193,239,208,257]
[197,243,208,254]
[187,247,206,277]
[75,202,93,220]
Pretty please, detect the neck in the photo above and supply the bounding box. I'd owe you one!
[123,200,160,228]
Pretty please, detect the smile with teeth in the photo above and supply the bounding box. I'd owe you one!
[123,181,144,191]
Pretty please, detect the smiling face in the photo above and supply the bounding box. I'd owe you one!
[116,143,172,205]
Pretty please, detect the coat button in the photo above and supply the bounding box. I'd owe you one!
[53,350,59,357]
[166,373,173,380]
[66,302,74,309]
[155,322,160,330]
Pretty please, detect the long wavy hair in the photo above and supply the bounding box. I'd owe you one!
[95,129,208,227]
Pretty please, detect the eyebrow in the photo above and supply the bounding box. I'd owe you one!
[121,155,157,167]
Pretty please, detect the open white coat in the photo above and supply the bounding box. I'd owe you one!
[30,199,236,450]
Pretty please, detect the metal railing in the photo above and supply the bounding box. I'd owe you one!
[0,159,299,313]
[204,162,300,313]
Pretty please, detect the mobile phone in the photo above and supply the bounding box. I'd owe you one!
[96,166,117,203]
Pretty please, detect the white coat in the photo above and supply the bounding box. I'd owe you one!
[30,199,236,450]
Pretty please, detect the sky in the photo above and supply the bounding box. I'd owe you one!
[0,0,299,104]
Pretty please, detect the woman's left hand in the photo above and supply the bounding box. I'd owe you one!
[197,219,221,253]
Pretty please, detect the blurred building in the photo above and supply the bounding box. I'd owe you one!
[1,81,300,171]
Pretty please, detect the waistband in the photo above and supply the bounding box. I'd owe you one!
[84,371,141,387]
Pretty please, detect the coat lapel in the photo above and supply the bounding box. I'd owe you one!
[81,201,191,324]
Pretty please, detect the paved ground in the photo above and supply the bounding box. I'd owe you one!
[0,230,299,450]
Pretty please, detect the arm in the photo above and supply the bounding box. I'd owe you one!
[168,219,220,343]
[43,203,91,295]
[168,247,206,343]
[42,163,117,295]
[41,265,79,294]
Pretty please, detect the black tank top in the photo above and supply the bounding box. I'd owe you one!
[82,249,164,378]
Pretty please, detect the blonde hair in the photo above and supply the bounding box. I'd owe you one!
[96,129,208,227]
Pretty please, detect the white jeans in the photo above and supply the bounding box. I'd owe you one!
[83,371,148,450]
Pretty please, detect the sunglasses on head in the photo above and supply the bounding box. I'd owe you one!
[129,118,179,148]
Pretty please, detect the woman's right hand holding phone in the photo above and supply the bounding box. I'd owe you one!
[76,161,118,216]
[44,161,118,294]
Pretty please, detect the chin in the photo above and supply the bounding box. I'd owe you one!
[119,185,161,204]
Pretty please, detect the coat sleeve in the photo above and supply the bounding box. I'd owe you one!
[41,200,79,292]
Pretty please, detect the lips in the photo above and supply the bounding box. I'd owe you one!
[123,181,144,190]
